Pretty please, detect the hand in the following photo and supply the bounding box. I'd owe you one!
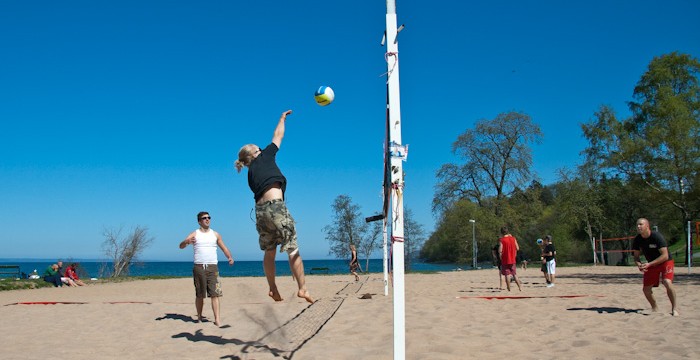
[228,258,234,265]
[188,236,197,245]
[638,262,648,272]
[281,110,292,118]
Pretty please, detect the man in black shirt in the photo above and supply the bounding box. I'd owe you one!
[632,218,678,316]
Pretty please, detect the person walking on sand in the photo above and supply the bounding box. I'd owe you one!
[536,238,550,285]
[180,211,234,327]
[234,109,314,304]
[542,235,556,287]
[492,243,504,290]
[350,244,361,281]
[498,226,522,292]
[633,218,678,316]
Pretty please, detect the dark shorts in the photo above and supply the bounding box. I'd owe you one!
[193,264,222,298]
[255,199,298,253]
[643,259,674,287]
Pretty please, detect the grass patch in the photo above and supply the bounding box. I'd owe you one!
[0,275,185,291]
[0,279,55,291]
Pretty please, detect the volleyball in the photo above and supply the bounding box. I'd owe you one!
[314,86,335,106]
[536,238,543,245]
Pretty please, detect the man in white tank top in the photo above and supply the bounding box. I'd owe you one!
[180,211,234,327]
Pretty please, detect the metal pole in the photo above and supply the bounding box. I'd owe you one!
[688,220,692,274]
[469,219,476,269]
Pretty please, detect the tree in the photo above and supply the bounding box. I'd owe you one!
[101,225,153,277]
[361,220,384,272]
[433,111,543,216]
[403,208,426,271]
[554,167,604,263]
[324,195,379,268]
[582,52,700,261]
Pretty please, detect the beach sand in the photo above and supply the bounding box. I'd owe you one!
[1,265,698,359]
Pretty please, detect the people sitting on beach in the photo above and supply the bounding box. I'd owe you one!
[64,263,86,286]
[43,264,77,287]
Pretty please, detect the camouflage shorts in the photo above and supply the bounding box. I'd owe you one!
[255,199,298,253]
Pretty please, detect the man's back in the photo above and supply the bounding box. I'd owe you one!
[500,235,517,265]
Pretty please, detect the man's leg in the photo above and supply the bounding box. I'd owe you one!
[211,296,221,326]
[196,297,204,321]
[288,250,314,303]
[264,249,283,301]
[662,279,678,316]
[504,274,511,291]
[514,275,523,291]
[642,286,658,312]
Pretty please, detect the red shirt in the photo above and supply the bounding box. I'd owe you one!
[65,267,79,280]
[499,235,518,265]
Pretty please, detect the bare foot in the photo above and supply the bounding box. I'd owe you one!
[214,319,221,327]
[298,289,315,304]
[672,310,680,316]
[196,315,204,323]
[269,290,283,302]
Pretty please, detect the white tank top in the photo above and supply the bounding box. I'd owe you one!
[193,229,218,264]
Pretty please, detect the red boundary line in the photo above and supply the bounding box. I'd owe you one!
[456,294,605,300]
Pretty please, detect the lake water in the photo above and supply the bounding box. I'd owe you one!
[3,259,465,279]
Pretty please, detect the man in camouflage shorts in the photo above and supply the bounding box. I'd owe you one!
[255,199,298,253]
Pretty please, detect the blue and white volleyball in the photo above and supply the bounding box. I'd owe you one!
[314,86,335,106]
[536,238,543,245]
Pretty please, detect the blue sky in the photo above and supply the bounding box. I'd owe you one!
[1,1,699,262]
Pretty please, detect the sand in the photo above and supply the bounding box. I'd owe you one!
[1,265,698,359]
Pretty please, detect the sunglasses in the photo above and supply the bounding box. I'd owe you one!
[199,216,211,220]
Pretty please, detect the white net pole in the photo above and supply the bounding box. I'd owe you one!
[385,1,405,358]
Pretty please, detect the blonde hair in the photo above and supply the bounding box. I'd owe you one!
[234,144,258,173]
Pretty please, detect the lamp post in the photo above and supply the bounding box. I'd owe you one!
[469,219,476,269]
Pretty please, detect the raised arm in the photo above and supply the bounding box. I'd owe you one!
[180,231,196,249]
[272,110,292,148]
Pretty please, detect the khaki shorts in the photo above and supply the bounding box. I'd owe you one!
[193,264,222,298]
[255,199,298,253]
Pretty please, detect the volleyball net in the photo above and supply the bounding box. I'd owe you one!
[594,236,635,265]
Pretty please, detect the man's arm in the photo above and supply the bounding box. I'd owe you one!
[633,249,644,271]
[180,231,196,249]
[645,247,669,268]
[272,110,292,148]
[216,232,234,265]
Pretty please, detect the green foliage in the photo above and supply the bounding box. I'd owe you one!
[0,279,54,291]
[424,52,699,265]
[324,194,369,259]
[433,111,543,216]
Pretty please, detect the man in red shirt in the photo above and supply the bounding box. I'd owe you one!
[498,226,523,291]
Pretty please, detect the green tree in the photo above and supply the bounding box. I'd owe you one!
[433,111,543,216]
[553,168,604,263]
[403,208,426,271]
[324,195,377,268]
[582,52,700,261]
